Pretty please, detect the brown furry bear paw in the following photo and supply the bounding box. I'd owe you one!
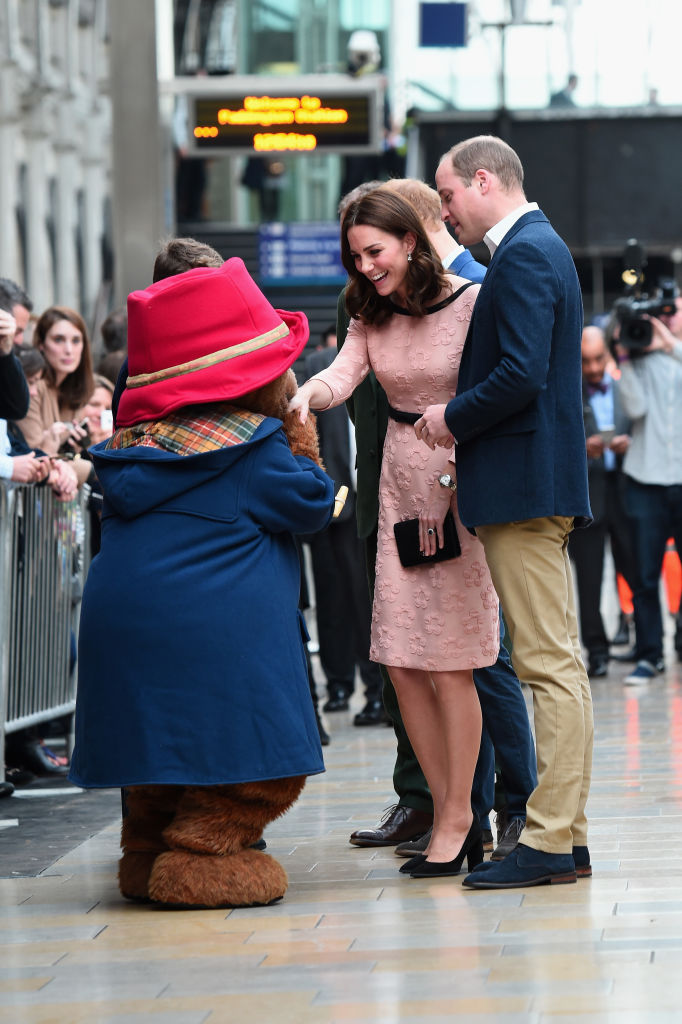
[281,409,323,467]
[147,849,288,909]
[118,851,158,903]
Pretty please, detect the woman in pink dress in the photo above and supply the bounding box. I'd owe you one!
[291,189,499,877]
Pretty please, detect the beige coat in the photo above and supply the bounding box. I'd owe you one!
[16,379,82,455]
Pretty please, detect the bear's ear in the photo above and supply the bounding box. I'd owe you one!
[282,409,323,468]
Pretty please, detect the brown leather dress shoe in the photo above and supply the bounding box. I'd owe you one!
[349,805,433,847]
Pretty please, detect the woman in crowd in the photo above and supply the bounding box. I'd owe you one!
[81,374,114,447]
[17,306,94,479]
[290,188,499,878]
[72,374,115,556]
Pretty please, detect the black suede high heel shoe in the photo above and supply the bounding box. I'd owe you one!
[410,818,484,878]
[399,853,427,874]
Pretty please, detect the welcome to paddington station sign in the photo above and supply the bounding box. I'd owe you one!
[167,75,385,155]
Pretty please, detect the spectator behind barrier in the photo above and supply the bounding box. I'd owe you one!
[16,306,95,485]
[97,349,127,387]
[97,308,127,385]
[0,277,33,346]
[100,307,127,355]
[3,342,80,789]
[0,308,44,485]
[71,374,115,558]
[0,294,30,421]
[10,344,78,501]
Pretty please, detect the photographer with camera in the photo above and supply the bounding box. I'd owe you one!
[615,288,682,684]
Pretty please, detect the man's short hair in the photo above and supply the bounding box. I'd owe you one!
[441,135,524,192]
[0,278,32,314]
[97,349,127,385]
[152,237,223,283]
[338,180,384,219]
[100,307,127,353]
[15,343,45,378]
[380,179,441,232]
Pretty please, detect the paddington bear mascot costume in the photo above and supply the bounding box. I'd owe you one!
[70,258,335,908]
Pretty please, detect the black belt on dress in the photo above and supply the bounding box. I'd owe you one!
[387,403,421,425]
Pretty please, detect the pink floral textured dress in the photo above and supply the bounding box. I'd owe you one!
[310,286,500,672]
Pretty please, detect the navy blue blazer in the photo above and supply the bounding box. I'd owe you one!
[444,209,591,528]
[450,248,487,284]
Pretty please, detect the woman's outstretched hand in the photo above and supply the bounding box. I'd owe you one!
[287,386,311,424]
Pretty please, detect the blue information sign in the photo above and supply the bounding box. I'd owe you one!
[259,222,345,284]
[420,2,467,48]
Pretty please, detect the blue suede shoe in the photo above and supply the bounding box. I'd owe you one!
[462,843,576,888]
[572,845,591,878]
[469,844,591,878]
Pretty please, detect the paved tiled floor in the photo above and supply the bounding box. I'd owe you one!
[1,640,682,1022]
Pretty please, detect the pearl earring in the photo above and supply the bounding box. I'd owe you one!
[407,252,413,262]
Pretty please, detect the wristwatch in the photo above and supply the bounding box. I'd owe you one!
[438,473,457,491]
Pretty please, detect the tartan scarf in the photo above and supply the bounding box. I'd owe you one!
[107,403,265,456]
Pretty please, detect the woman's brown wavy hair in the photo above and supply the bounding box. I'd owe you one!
[33,306,94,412]
[341,187,449,326]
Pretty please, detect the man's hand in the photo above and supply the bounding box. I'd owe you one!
[46,421,73,450]
[414,404,452,450]
[0,311,17,355]
[644,315,676,354]
[609,433,630,456]
[585,433,605,458]
[10,453,44,483]
[47,459,78,501]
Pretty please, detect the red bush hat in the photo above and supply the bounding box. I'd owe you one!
[116,257,309,426]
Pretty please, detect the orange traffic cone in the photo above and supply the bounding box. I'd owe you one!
[663,539,682,616]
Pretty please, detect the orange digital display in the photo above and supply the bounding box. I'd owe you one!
[192,91,373,153]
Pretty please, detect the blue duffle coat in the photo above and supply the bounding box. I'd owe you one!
[69,416,335,788]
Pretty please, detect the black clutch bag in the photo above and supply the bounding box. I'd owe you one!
[393,511,461,568]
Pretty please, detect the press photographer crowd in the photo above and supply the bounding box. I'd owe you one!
[572,242,682,684]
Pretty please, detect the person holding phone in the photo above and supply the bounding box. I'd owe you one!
[80,375,115,448]
[16,306,94,485]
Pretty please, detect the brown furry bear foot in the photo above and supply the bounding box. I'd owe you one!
[147,849,288,908]
[119,851,158,902]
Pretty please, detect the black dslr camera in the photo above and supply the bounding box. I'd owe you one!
[612,239,678,351]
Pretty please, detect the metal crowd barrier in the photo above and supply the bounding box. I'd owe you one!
[0,482,91,770]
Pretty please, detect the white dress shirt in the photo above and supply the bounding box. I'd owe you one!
[442,244,466,270]
[483,202,539,257]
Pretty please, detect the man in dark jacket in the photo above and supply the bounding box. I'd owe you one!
[569,326,636,678]
[420,135,592,889]
[304,328,384,725]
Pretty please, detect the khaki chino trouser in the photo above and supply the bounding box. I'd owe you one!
[475,516,593,854]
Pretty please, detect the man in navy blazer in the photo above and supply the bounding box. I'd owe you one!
[416,136,593,889]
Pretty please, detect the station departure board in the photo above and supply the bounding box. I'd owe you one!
[178,75,384,156]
